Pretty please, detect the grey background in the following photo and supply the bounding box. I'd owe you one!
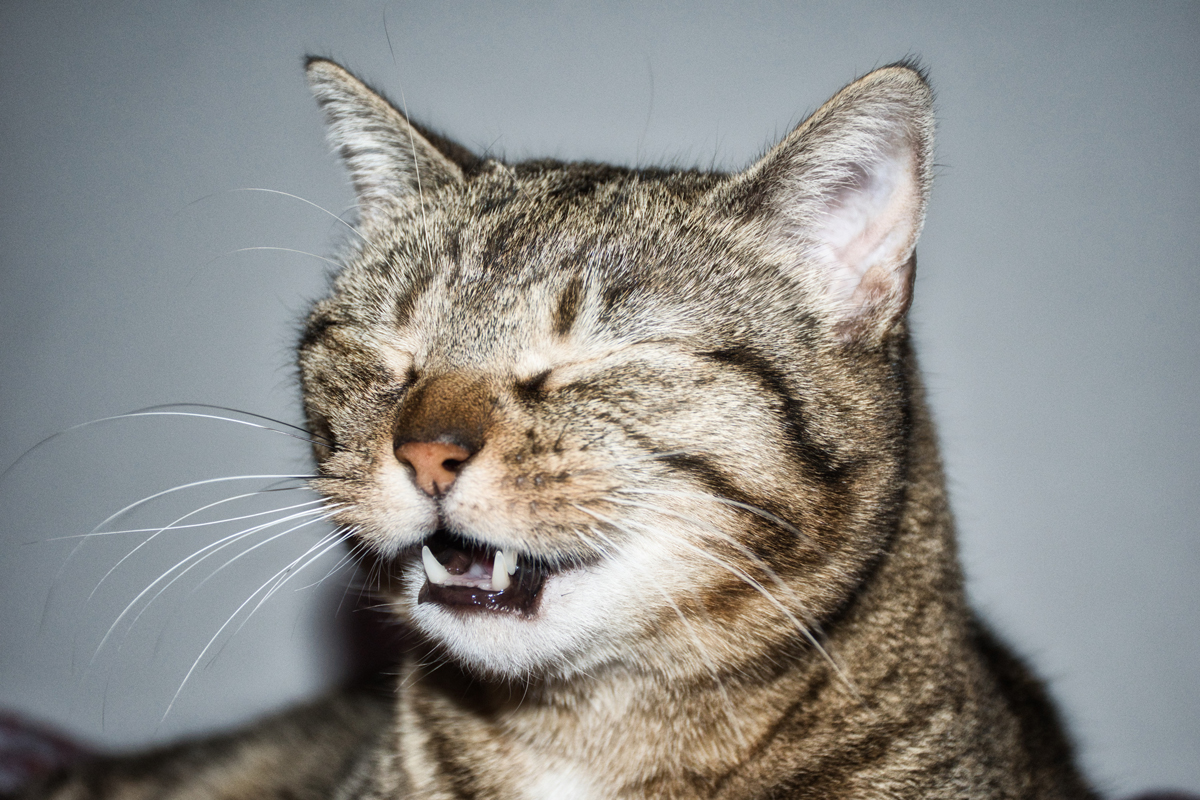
[1,1,1197,795]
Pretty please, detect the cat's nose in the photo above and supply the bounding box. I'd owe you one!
[395,441,473,497]
[392,372,494,496]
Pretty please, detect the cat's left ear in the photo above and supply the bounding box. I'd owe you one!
[306,58,464,224]
[710,64,934,344]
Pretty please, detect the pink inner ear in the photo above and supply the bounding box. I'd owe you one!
[812,146,920,315]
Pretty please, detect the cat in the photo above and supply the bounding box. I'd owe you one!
[16,57,1096,800]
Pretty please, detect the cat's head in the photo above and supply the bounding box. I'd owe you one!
[299,58,933,682]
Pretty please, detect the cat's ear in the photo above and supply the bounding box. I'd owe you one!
[712,64,934,344]
[305,58,464,222]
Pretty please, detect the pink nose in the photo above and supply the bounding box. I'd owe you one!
[395,441,472,496]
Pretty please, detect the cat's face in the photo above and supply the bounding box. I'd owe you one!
[299,60,933,682]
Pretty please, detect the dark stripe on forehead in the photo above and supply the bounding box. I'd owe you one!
[443,228,462,265]
[553,275,584,336]
[395,268,434,327]
[600,279,640,317]
[700,347,848,487]
[488,214,526,253]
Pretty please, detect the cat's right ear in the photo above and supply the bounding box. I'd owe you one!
[710,64,934,345]
[305,58,464,223]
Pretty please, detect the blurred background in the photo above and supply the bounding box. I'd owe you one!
[1,1,1196,795]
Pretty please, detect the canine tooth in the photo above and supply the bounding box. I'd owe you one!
[492,550,511,591]
[503,548,518,575]
[422,546,452,585]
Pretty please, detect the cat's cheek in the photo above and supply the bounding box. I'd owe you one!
[436,447,584,552]
[352,501,437,558]
[326,458,441,559]
[439,463,543,548]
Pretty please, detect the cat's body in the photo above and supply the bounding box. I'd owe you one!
[18,59,1095,799]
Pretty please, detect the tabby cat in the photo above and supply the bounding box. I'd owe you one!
[20,58,1096,800]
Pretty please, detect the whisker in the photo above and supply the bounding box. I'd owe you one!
[299,535,366,592]
[87,495,326,601]
[184,506,346,599]
[227,246,343,269]
[58,474,310,577]
[220,526,354,654]
[207,188,366,242]
[134,403,331,446]
[96,511,300,708]
[332,538,374,618]
[91,504,341,666]
[577,499,860,702]
[161,525,350,723]
[586,521,748,741]
[151,518,350,658]
[88,411,323,447]
[617,486,810,542]
[45,474,317,630]
[43,490,318,541]
[88,499,331,667]
[4,408,326,489]
[88,474,315,543]
[103,510,338,719]
[348,539,388,613]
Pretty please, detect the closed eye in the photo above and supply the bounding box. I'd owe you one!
[513,368,553,404]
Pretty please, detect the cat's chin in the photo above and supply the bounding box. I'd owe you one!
[399,536,647,680]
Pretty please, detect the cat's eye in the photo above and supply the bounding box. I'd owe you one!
[513,368,553,400]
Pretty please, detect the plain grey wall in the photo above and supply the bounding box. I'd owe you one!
[1,1,1197,796]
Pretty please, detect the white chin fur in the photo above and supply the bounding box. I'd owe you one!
[403,551,652,679]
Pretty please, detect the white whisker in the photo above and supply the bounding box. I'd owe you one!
[576,499,860,702]
[133,403,329,445]
[52,474,314,604]
[219,527,354,654]
[185,507,346,598]
[87,496,326,602]
[228,246,344,269]
[2,407,323,492]
[90,505,340,666]
[45,492,320,541]
[221,188,366,241]
[161,525,351,723]
[575,515,747,740]
[297,535,365,592]
[617,486,809,541]
[87,474,315,544]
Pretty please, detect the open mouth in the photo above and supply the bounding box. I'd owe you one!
[417,530,546,616]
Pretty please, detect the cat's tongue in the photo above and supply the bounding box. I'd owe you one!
[417,532,544,615]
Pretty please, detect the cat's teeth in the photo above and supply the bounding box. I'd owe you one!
[492,550,511,591]
[422,545,452,585]
[503,549,518,576]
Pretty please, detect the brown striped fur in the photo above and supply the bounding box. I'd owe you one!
[18,59,1095,800]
